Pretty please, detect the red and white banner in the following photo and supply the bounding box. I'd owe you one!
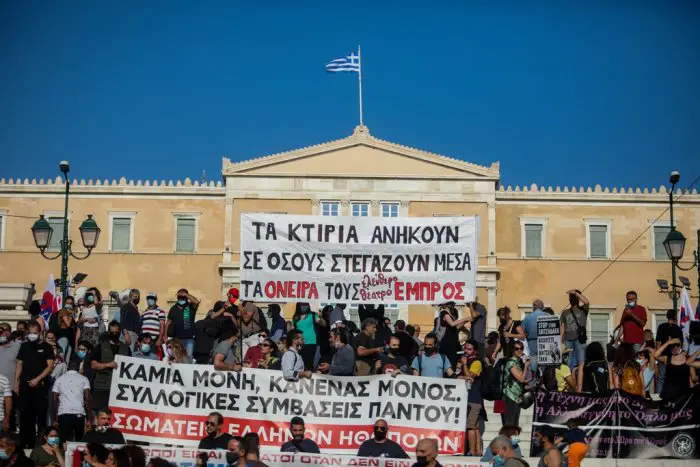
[66,443,488,467]
[239,213,479,304]
[109,356,468,454]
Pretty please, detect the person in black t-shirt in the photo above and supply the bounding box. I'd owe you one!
[166,289,200,358]
[280,416,321,453]
[198,412,234,450]
[655,309,684,395]
[355,318,383,376]
[357,419,409,459]
[375,336,410,376]
[393,320,418,363]
[15,321,55,449]
[81,408,126,444]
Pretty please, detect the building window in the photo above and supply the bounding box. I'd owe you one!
[174,214,199,253]
[109,213,135,252]
[0,211,5,250]
[586,219,611,259]
[43,212,68,252]
[653,310,668,331]
[351,203,369,217]
[652,224,673,261]
[380,202,399,218]
[520,217,546,258]
[588,312,611,345]
[321,201,339,217]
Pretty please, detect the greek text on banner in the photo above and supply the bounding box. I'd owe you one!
[239,213,479,304]
[109,356,469,454]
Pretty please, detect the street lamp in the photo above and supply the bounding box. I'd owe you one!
[30,161,101,300]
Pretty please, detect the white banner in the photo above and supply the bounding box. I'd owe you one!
[66,444,489,467]
[239,213,479,304]
[109,356,468,454]
[537,316,561,367]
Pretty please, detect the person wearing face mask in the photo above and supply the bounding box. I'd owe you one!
[488,435,528,467]
[0,323,20,434]
[374,336,409,376]
[225,288,241,319]
[654,337,691,401]
[133,335,159,361]
[317,329,355,376]
[243,330,269,368]
[14,321,55,449]
[119,289,142,353]
[30,426,64,467]
[55,296,76,360]
[411,334,454,378]
[90,321,130,423]
[356,419,409,459]
[75,293,102,351]
[355,318,383,376]
[280,417,320,453]
[81,408,125,444]
[0,433,34,467]
[140,292,166,349]
[165,289,200,358]
[292,303,326,372]
[224,437,244,466]
[481,426,523,466]
[636,348,655,397]
[412,438,441,467]
[52,359,91,443]
[74,341,92,378]
[267,304,286,343]
[619,291,647,354]
[198,412,234,450]
[492,307,526,362]
[281,331,312,382]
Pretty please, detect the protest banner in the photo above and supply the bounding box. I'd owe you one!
[531,389,700,458]
[66,444,489,467]
[536,316,561,367]
[239,213,479,304]
[108,356,468,454]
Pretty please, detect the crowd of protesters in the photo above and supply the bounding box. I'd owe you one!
[0,284,699,467]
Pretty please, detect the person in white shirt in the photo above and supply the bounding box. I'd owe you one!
[52,359,91,442]
[0,373,12,432]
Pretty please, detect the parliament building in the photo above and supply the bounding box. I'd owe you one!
[1,125,698,344]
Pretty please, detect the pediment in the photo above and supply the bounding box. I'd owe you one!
[223,126,499,180]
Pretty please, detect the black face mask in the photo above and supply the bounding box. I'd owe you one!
[424,346,436,355]
[225,452,240,465]
[133,298,140,306]
[388,348,399,356]
[108,332,120,341]
[373,428,387,441]
[415,456,429,466]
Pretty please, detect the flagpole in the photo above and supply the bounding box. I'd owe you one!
[358,45,364,126]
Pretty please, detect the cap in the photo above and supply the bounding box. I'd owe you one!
[228,287,240,298]
[146,292,158,299]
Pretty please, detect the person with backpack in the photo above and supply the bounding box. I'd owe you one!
[487,435,529,467]
[282,330,312,382]
[579,341,611,394]
[411,333,454,378]
[502,342,530,427]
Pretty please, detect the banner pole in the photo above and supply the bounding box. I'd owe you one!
[358,45,364,126]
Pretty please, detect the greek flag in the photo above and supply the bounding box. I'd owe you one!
[326,52,360,73]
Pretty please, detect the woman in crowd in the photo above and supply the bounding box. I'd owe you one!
[636,347,656,397]
[84,443,110,467]
[28,300,47,334]
[502,342,530,427]
[106,448,131,467]
[555,348,577,392]
[166,338,192,364]
[256,338,281,370]
[292,302,325,371]
[579,341,610,393]
[611,343,638,391]
[437,302,470,367]
[29,427,64,467]
[484,331,499,366]
[492,307,525,361]
[654,337,692,400]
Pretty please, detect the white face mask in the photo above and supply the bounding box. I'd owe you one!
[27,333,39,342]
[628,301,636,308]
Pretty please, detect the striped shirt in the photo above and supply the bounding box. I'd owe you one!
[0,374,11,422]
[141,307,165,338]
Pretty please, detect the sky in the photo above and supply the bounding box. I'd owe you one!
[1,1,699,190]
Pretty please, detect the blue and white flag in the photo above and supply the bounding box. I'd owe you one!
[326,52,360,73]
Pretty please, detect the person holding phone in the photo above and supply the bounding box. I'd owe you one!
[29,427,64,467]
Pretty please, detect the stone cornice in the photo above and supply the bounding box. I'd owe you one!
[496,183,700,203]
[222,125,500,179]
[0,177,225,196]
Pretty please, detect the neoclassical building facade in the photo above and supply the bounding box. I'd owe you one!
[1,125,698,341]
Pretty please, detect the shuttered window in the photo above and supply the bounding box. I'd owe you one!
[589,224,608,258]
[653,226,672,260]
[47,217,65,251]
[589,313,610,345]
[176,218,196,253]
[111,218,132,252]
[524,224,543,258]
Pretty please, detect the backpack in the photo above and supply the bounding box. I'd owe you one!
[620,361,644,397]
[583,360,609,393]
[481,358,509,401]
[433,309,449,343]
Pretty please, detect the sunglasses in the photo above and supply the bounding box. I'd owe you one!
[374,426,387,432]
[513,347,524,351]
[205,422,218,426]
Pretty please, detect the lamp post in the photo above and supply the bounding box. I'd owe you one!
[664,171,681,314]
[30,161,101,300]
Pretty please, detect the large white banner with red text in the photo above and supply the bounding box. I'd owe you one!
[66,444,488,467]
[109,356,468,454]
[239,213,478,304]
